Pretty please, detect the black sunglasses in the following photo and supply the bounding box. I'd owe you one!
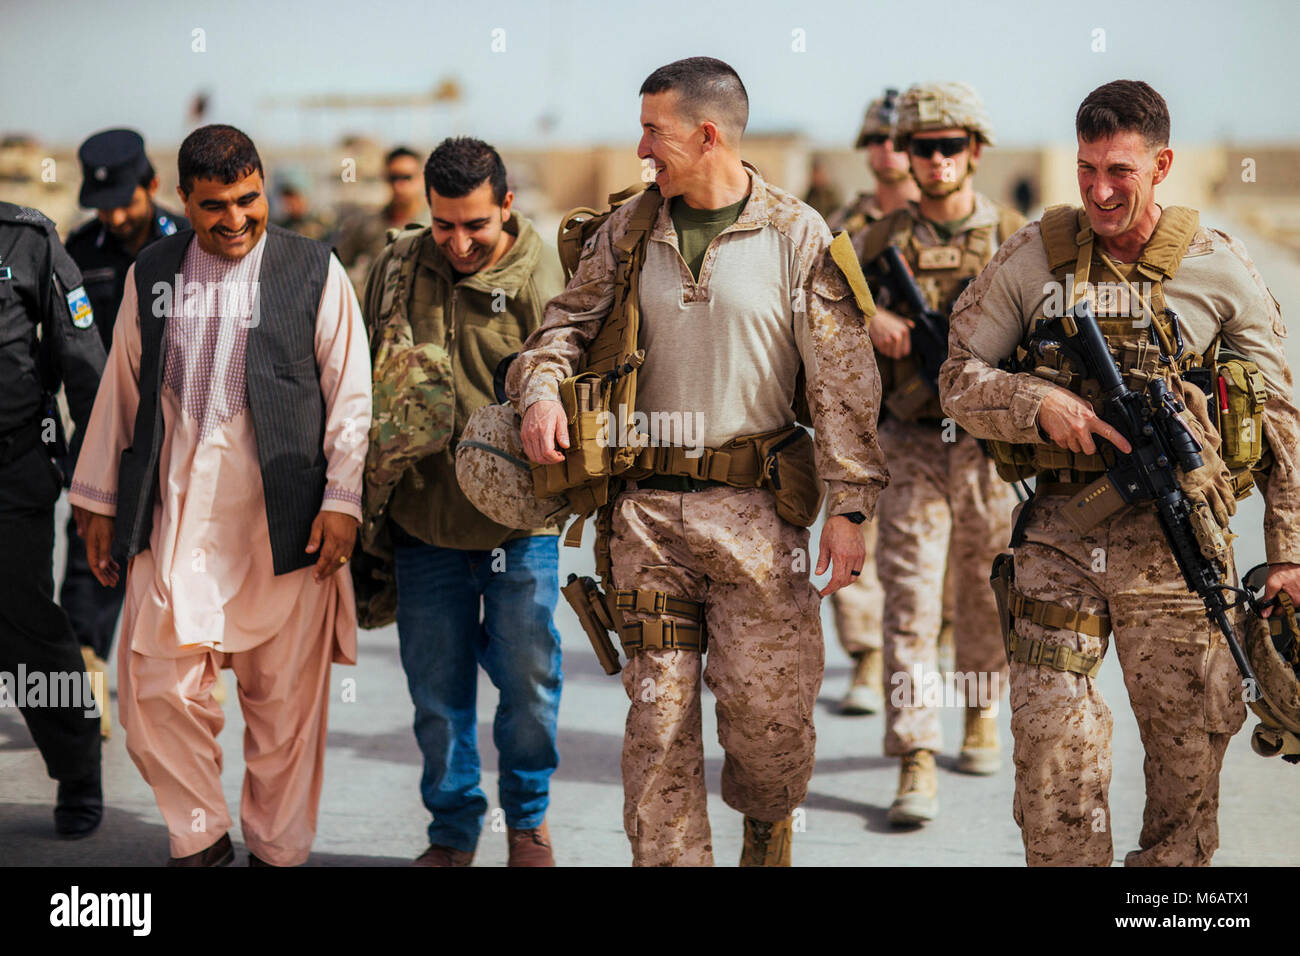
[908,135,971,159]
[862,134,892,147]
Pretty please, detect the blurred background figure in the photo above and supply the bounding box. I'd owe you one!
[61,128,189,737]
[334,146,430,291]
[803,158,842,219]
[274,176,334,241]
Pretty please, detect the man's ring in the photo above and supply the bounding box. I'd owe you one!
[338,555,348,565]
[850,570,861,577]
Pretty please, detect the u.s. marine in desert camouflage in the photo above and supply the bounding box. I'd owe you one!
[510,58,888,867]
[825,88,922,716]
[940,80,1300,866]
[855,82,1024,828]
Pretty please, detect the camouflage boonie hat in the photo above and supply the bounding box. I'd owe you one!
[854,88,901,148]
[895,82,996,148]
[456,402,567,530]
[1242,566,1300,763]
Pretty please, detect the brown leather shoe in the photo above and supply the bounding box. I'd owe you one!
[167,833,234,867]
[411,844,474,867]
[507,821,555,867]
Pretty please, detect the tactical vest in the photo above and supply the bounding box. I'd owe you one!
[985,205,1266,498]
[859,204,1023,422]
[115,226,332,576]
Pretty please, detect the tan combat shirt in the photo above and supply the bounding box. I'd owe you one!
[507,164,888,518]
[940,211,1300,564]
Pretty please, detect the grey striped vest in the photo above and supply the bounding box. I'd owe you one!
[114,225,332,575]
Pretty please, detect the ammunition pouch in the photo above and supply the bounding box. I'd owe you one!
[1210,351,1267,499]
[883,357,941,422]
[990,551,1109,678]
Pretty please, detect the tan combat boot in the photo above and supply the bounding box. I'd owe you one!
[739,816,793,866]
[957,705,1001,775]
[887,749,938,827]
[80,646,111,739]
[840,648,884,715]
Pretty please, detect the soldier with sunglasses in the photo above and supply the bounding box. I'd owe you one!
[853,82,1025,827]
[335,146,431,291]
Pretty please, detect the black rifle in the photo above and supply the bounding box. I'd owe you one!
[1032,299,1258,685]
[867,244,955,394]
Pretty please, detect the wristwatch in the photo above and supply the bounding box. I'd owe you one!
[839,511,868,525]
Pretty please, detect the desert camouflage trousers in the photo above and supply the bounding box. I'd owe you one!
[1009,494,1246,867]
[830,517,883,655]
[610,486,824,867]
[877,419,1016,755]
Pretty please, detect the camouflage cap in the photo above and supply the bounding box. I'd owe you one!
[1241,565,1300,761]
[456,402,567,530]
[895,82,996,148]
[853,88,902,148]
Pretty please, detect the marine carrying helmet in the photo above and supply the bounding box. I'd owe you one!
[456,402,568,531]
[1242,564,1300,763]
[894,82,997,149]
[854,88,901,149]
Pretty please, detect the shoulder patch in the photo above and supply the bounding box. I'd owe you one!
[66,286,94,328]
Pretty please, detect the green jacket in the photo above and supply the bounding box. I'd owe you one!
[363,213,564,549]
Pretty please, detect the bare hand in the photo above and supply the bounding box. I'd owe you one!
[868,307,913,360]
[521,399,569,465]
[305,511,359,583]
[1261,562,1300,617]
[1036,386,1132,456]
[74,505,120,588]
[815,514,867,597]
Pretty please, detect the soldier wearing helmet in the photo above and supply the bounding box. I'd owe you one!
[826,89,925,719]
[827,89,920,236]
[853,81,1025,827]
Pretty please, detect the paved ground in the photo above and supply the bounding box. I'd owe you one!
[2,213,1299,867]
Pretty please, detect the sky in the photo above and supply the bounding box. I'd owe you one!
[3,0,1298,150]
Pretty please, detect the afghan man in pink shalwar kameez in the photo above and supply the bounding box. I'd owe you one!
[69,125,371,867]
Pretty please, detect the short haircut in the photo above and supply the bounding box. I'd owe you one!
[385,146,420,167]
[423,137,508,205]
[177,124,263,194]
[639,57,749,141]
[1076,80,1171,149]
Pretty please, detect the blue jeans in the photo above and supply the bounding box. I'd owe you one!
[393,529,563,853]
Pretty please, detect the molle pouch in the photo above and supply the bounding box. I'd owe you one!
[988,439,1037,484]
[1216,355,1267,496]
[757,426,824,527]
[532,371,615,495]
[560,372,611,476]
[884,369,934,421]
[990,552,1016,663]
[1062,476,1129,534]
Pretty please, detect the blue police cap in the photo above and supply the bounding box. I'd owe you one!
[78,128,153,210]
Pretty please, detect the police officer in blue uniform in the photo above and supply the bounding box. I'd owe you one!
[61,130,187,689]
[0,200,106,837]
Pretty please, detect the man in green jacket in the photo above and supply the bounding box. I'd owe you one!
[362,137,565,867]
